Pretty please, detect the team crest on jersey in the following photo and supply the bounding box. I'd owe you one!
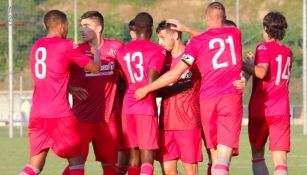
[162,50,167,55]
[257,45,267,50]
[107,48,116,58]
[73,42,79,49]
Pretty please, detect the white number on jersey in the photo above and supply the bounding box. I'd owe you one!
[275,54,291,85]
[209,36,237,70]
[35,47,47,79]
[123,52,144,83]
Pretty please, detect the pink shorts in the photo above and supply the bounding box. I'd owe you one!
[248,115,290,152]
[200,94,242,156]
[77,118,118,163]
[121,114,159,150]
[158,129,203,163]
[28,115,81,158]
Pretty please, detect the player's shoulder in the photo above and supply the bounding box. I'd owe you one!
[104,39,124,49]
[256,41,270,51]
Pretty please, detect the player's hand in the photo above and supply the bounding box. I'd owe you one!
[135,87,148,100]
[69,86,88,101]
[166,19,189,32]
[233,73,247,90]
[245,51,255,65]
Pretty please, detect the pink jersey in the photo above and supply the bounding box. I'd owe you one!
[70,39,124,122]
[160,52,201,130]
[249,41,292,117]
[30,36,91,118]
[116,40,166,116]
[182,27,243,99]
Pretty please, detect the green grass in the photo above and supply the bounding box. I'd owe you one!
[0,126,306,175]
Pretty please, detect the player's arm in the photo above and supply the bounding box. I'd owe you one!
[69,86,88,100]
[135,60,190,100]
[84,46,101,73]
[242,51,269,79]
[148,69,160,84]
[166,19,202,37]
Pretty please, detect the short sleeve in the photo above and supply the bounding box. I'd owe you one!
[65,41,91,68]
[148,47,166,73]
[181,38,197,66]
[255,44,270,64]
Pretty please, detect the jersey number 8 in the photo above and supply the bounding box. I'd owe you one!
[35,47,47,79]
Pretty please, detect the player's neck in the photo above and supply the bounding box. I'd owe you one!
[171,41,185,58]
[136,33,150,40]
[88,37,104,48]
[265,38,276,43]
[207,21,223,30]
[47,31,63,38]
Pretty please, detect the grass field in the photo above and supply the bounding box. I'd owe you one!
[0,125,307,175]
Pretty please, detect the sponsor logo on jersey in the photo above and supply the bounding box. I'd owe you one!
[257,45,267,50]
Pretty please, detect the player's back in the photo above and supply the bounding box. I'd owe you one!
[250,41,292,116]
[30,36,89,118]
[116,39,165,116]
[186,27,242,99]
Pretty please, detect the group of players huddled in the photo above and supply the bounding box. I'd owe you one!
[19,1,292,175]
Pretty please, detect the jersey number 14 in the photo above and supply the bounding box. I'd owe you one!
[275,54,291,85]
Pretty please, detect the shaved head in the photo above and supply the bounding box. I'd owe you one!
[44,10,67,31]
[206,2,226,21]
[205,2,226,28]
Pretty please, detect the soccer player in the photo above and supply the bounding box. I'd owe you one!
[19,10,101,175]
[62,11,124,175]
[156,20,202,175]
[135,2,243,175]
[116,12,166,175]
[242,11,292,175]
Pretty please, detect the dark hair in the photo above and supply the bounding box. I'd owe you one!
[131,12,153,35]
[263,11,288,40]
[81,11,104,30]
[207,2,226,20]
[44,10,67,31]
[128,20,135,31]
[223,19,237,27]
[156,20,182,39]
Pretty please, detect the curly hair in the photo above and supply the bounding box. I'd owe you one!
[263,11,288,40]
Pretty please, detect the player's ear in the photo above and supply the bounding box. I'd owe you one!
[97,26,102,33]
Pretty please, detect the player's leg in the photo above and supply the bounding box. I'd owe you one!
[20,118,51,175]
[116,112,129,175]
[122,114,141,175]
[94,120,119,175]
[158,130,181,175]
[268,116,290,175]
[202,132,213,175]
[62,122,95,175]
[249,117,269,175]
[138,115,159,175]
[49,116,85,175]
[213,94,242,175]
[116,150,129,175]
[128,148,141,175]
[199,98,221,174]
[177,129,202,175]
[162,160,178,175]
[20,150,49,175]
